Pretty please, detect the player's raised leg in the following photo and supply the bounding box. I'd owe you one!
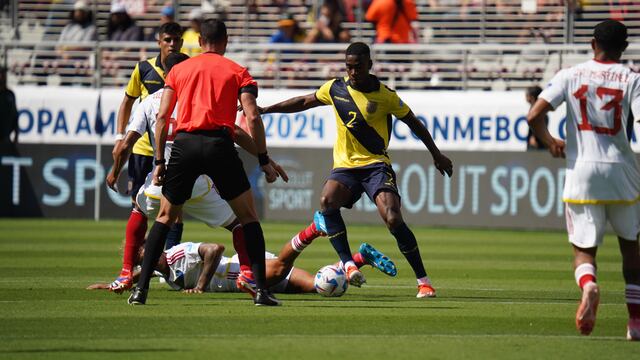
[374,190,434,298]
[289,212,326,253]
[320,180,365,287]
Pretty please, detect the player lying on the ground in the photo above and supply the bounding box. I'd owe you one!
[88,239,397,295]
[527,19,640,340]
[105,52,288,295]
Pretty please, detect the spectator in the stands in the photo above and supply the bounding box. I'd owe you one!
[525,86,547,150]
[43,1,97,82]
[59,1,97,42]
[0,67,18,145]
[270,12,305,43]
[107,3,144,42]
[305,0,350,43]
[181,8,203,56]
[146,5,175,41]
[366,0,417,43]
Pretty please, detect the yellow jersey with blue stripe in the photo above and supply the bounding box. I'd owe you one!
[315,76,410,169]
[125,56,166,156]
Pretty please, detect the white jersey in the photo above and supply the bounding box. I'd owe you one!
[539,60,640,203]
[163,242,278,292]
[127,89,178,162]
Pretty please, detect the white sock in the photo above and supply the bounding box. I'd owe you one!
[343,260,356,270]
[574,263,596,287]
[290,235,307,253]
[417,276,431,286]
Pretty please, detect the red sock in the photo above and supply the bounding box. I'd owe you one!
[232,224,252,273]
[579,274,596,289]
[291,223,323,252]
[353,252,366,268]
[299,222,321,243]
[122,209,147,273]
[628,303,640,319]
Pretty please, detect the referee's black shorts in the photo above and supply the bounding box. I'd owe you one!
[162,130,251,205]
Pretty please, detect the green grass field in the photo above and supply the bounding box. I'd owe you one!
[1,219,638,359]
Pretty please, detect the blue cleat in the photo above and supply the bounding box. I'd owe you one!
[313,211,327,235]
[359,243,397,277]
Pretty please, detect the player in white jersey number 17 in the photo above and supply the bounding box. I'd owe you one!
[527,20,640,340]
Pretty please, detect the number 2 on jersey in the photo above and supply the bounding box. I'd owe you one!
[572,85,623,135]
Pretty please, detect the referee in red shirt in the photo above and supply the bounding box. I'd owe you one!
[129,20,282,306]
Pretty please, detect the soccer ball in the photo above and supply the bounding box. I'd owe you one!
[314,265,348,297]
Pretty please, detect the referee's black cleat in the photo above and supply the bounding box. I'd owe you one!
[128,287,148,305]
[254,289,282,306]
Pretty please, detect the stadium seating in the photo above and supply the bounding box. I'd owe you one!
[1,0,639,89]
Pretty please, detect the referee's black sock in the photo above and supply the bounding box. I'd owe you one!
[242,222,267,290]
[164,222,184,250]
[321,209,354,265]
[390,222,427,279]
[137,221,170,290]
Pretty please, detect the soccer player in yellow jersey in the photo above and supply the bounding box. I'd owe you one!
[260,42,453,298]
[108,22,184,292]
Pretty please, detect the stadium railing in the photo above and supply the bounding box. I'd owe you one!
[4,41,640,90]
[4,0,639,45]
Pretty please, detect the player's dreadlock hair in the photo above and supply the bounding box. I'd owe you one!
[164,52,190,74]
[594,20,628,54]
[346,42,370,58]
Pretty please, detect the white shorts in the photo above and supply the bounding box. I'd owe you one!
[565,202,640,248]
[136,173,235,228]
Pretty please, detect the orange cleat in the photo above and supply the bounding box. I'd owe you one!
[576,282,600,335]
[417,284,436,298]
[235,270,256,299]
[109,271,133,294]
[346,265,366,287]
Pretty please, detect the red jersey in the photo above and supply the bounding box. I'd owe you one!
[164,52,257,133]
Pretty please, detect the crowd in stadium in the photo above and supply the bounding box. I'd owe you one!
[1,0,638,89]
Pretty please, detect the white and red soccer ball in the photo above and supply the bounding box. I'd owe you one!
[314,265,348,297]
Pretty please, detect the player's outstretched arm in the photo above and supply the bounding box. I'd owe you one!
[233,125,289,182]
[106,131,142,192]
[399,111,453,177]
[153,87,178,185]
[184,243,225,294]
[527,99,565,158]
[261,93,324,114]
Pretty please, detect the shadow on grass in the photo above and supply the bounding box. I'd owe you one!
[306,305,460,310]
[0,348,179,354]
[447,295,576,302]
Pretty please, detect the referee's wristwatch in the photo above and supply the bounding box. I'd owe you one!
[154,159,166,166]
